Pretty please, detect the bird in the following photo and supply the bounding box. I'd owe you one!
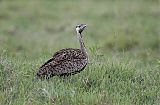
[37,24,88,79]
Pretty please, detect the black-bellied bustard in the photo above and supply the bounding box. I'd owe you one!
[37,24,88,79]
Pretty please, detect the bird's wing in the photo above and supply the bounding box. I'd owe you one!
[52,48,85,61]
[39,48,75,68]
[37,48,84,78]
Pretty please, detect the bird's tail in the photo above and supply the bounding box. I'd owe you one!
[37,65,53,79]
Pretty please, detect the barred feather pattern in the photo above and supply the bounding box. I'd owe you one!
[37,48,88,79]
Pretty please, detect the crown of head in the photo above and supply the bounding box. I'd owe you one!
[75,24,87,34]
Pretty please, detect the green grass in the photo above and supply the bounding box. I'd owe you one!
[0,0,160,105]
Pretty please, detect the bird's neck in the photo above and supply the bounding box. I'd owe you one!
[77,32,88,57]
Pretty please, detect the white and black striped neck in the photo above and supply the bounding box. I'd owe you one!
[77,32,87,57]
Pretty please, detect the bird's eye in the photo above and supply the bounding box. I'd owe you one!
[76,25,80,28]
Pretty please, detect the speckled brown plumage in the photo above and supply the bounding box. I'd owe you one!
[37,24,88,79]
[37,48,88,79]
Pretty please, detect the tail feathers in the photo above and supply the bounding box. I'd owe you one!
[37,65,54,79]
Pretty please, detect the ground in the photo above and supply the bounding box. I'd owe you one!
[0,0,160,105]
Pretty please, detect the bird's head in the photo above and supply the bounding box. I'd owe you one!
[75,24,87,34]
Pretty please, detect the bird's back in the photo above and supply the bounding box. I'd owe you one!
[37,48,88,79]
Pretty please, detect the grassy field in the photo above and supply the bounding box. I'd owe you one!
[0,0,160,105]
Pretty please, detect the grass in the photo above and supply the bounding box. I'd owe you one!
[0,0,160,105]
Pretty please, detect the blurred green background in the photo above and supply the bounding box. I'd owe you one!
[0,0,160,105]
[0,0,159,60]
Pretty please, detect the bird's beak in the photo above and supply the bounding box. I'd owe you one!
[80,24,87,32]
